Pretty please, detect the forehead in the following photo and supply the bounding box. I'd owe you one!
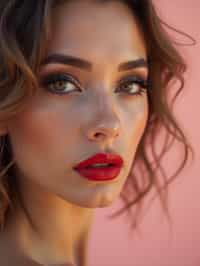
[47,0,146,64]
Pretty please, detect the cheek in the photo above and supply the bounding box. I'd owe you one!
[8,110,59,162]
[7,112,58,184]
[6,97,82,184]
[8,92,79,151]
[124,97,148,152]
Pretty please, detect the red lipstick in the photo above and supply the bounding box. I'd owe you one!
[73,153,124,181]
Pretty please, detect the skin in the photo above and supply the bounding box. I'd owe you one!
[0,0,149,265]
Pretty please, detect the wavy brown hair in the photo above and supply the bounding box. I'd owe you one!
[0,0,195,232]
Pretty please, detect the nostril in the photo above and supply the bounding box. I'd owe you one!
[94,133,102,138]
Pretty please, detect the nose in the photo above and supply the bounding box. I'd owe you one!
[87,119,120,142]
[85,94,121,142]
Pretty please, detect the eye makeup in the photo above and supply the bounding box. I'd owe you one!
[38,69,149,97]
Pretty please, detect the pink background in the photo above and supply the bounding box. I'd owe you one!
[88,1,200,266]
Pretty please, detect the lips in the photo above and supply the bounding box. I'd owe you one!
[73,152,124,181]
[73,152,123,170]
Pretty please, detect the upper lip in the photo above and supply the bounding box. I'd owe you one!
[73,152,124,170]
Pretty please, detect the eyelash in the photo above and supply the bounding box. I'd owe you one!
[39,72,148,97]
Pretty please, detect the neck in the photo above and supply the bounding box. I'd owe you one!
[4,179,94,266]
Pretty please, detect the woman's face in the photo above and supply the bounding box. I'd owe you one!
[6,0,149,208]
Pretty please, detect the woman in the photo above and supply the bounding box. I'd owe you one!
[0,0,195,265]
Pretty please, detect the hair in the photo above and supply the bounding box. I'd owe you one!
[0,0,195,233]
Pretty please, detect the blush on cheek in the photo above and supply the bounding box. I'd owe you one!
[7,108,57,165]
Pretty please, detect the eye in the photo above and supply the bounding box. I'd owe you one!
[116,76,148,96]
[40,73,82,95]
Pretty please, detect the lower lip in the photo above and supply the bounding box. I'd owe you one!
[74,166,122,181]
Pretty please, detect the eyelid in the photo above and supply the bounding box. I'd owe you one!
[39,70,149,92]
[117,72,148,84]
[116,74,148,92]
[39,71,82,89]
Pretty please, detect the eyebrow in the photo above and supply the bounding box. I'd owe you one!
[40,53,148,72]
